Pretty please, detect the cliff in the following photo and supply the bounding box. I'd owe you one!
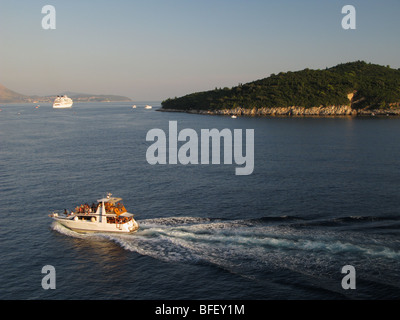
[159,104,400,116]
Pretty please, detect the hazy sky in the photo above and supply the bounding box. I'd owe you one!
[1,0,399,100]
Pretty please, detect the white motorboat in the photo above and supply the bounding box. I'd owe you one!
[53,95,73,108]
[132,105,137,108]
[50,193,139,233]
[145,105,152,109]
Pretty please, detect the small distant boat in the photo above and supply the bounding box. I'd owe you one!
[132,105,137,108]
[49,193,139,233]
[53,95,73,108]
[145,105,152,109]
[231,115,237,118]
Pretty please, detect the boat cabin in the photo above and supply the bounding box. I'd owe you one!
[71,196,133,225]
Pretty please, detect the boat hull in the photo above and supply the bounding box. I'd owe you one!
[53,103,73,108]
[53,216,139,233]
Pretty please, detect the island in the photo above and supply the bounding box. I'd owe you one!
[161,61,400,116]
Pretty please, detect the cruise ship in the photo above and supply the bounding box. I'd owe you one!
[53,95,73,108]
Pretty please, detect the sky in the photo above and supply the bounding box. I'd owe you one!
[1,0,400,100]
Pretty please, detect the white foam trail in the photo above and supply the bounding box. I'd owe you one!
[51,221,88,239]
[51,217,400,285]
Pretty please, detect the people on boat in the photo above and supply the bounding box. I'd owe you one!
[71,201,131,223]
[73,203,93,214]
[106,216,130,224]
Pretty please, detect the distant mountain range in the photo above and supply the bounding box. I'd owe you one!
[0,83,132,103]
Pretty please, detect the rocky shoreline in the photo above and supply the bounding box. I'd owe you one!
[158,105,400,117]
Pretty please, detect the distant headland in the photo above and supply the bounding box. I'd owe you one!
[161,61,400,116]
[0,84,132,103]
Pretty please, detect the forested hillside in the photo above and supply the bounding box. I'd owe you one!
[162,61,400,111]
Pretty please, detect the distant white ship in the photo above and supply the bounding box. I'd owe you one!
[145,105,152,109]
[53,95,73,108]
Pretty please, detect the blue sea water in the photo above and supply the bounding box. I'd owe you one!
[0,102,399,300]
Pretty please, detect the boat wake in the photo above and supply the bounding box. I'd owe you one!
[52,216,400,296]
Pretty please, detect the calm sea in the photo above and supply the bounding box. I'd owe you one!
[1,102,399,300]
